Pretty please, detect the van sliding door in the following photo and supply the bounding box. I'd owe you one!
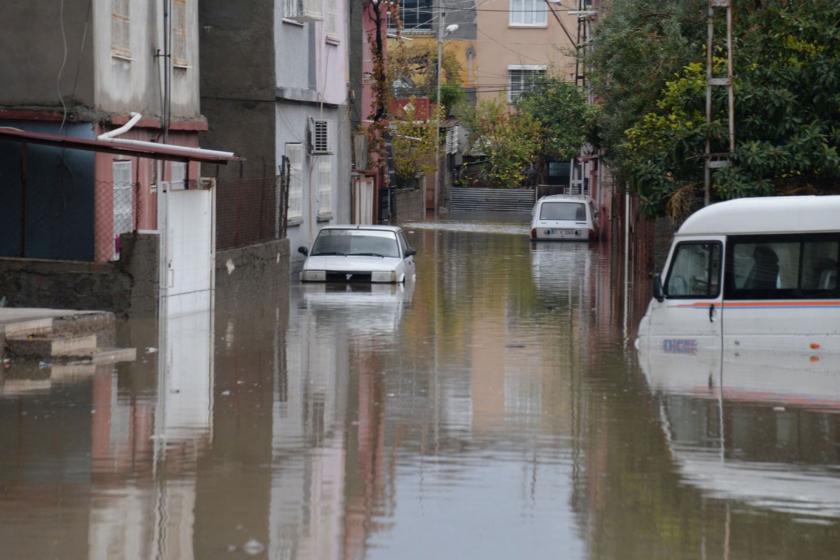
[723,234,840,353]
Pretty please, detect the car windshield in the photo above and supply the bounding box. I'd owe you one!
[311,229,401,258]
[540,202,586,221]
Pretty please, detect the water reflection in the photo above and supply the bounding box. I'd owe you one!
[1,218,840,558]
[640,344,840,518]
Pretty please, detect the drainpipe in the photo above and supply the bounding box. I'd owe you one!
[98,111,142,140]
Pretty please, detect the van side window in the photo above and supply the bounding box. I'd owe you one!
[726,235,840,299]
[664,242,721,298]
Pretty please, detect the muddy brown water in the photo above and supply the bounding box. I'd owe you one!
[1,219,838,559]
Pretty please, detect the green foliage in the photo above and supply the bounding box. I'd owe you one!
[591,0,840,217]
[462,98,542,188]
[516,76,599,160]
[389,42,465,115]
[391,101,441,184]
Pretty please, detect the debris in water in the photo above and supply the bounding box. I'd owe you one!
[773,406,786,412]
[221,390,231,396]
[145,347,158,354]
[243,539,265,555]
[38,360,50,369]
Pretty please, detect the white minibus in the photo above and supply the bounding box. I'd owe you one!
[530,195,597,241]
[637,196,840,354]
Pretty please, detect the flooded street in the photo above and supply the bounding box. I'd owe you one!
[2,219,840,559]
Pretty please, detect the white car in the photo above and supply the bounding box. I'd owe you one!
[530,195,597,241]
[298,225,416,283]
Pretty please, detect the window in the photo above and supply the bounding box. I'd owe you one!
[317,159,332,219]
[171,161,186,190]
[398,0,433,32]
[173,0,188,67]
[508,66,546,102]
[311,230,400,258]
[726,235,840,299]
[665,242,722,298]
[325,0,339,39]
[285,143,304,223]
[539,202,586,221]
[112,160,133,259]
[111,0,131,59]
[510,0,547,27]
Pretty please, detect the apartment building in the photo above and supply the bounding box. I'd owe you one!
[475,0,577,104]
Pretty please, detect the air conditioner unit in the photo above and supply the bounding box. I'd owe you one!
[285,0,322,23]
[307,118,332,155]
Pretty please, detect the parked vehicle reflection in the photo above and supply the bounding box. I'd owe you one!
[639,341,840,518]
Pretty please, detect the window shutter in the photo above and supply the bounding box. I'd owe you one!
[286,144,304,221]
[111,0,131,58]
[317,159,332,218]
[326,0,338,37]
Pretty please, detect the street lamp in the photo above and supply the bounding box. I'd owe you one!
[434,15,458,214]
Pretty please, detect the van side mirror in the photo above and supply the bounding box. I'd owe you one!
[652,273,665,302]
[405,248,416,258]
[298,246,309,256]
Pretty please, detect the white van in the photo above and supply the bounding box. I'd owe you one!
[637,196,840,354]
[530,195,597,241]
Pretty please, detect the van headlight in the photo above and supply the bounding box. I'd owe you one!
[301,270,326,282]
[371,270,397,283]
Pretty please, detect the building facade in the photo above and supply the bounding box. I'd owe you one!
[201,0,351,272]
[475,0,577,104]
[0,0,204,263]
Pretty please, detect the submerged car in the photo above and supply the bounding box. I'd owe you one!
[298,225,416,283]
[530,195,597,241]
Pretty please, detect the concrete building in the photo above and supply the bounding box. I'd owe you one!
[201,0,351,273]
[388,0,478,103]
[474,0,576,104]
[0,0,205,263]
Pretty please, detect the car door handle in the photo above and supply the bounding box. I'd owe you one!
[709,304,716,323]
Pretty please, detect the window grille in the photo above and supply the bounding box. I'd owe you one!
[507,66,546,102]
[112,160,133,259]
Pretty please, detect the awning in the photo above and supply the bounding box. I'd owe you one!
[0,126,238,164]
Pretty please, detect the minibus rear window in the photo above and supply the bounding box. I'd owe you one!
[725,235,840,299]
[540,202,586,221]
[664,242,721,298]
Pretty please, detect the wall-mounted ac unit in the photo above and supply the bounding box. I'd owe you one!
[308,118,332,155]
[285,0,322,23]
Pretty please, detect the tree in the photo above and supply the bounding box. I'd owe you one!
[462,98,542,188]
[388,42,466,116]
[391,102,440,185]
[516,75,599,161]
[591,0,840,217]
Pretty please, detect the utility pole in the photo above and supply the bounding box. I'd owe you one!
[569,1,596,196]
[704,0,735,206]
[434,3,443,214]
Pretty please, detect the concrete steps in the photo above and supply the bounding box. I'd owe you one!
[0,309,134,365]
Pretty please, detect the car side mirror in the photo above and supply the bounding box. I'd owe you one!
[652,273,665,302]
[298,246,309,256]
[405,248,416,258]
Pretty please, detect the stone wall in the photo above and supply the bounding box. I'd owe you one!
[392,188,425,224]
[0,232,159,318]
[215,238,290,306]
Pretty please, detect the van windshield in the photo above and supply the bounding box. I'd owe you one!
[540,202,586,221]
[311,229,400,258]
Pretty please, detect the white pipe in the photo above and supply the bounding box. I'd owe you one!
[98,111,142,140]
[105,138,235,159]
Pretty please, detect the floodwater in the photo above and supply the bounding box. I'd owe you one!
[1,218,839,559]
